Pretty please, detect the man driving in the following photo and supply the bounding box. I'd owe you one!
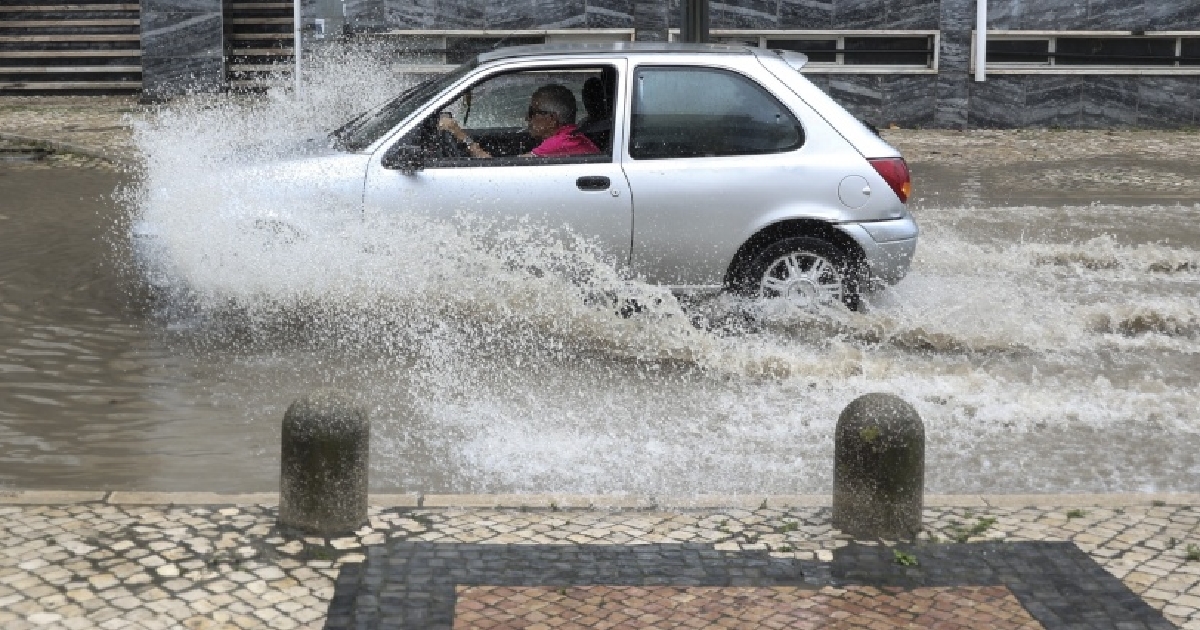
[438,84,600,158]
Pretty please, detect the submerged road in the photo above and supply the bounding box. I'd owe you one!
[1,111,1198,495]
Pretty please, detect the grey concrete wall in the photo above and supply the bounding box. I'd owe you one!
[967,75,1200,129]
[140,0,224,100]
[354,0,637,30]
[933,0,971,128]
[786,0,1200,129]
[959,0,1200,129]
[139,0,1200,127]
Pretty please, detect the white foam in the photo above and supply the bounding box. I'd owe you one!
[125,49,1200,494]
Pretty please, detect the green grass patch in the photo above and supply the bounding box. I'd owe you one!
[893,549,919,566]
[948,516,997,543]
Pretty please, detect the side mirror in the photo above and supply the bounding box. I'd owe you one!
[381,144,424,174]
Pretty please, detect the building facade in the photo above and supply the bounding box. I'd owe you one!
[132,0,1200,128]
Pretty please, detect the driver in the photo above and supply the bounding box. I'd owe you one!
[438,84,600,158]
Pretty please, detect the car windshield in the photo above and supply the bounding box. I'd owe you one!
[331,61,476,152]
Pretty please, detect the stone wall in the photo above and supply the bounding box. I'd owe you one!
[953,0,1200,129]
[140,0,224,100]
[341,0,944,33]
[139,0,1200,127]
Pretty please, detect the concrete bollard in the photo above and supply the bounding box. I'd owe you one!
[278,392,369,536]
[832,393,924,539]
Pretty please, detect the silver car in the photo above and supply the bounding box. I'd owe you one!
[154,42,919,310]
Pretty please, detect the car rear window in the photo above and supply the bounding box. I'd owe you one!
[629,66,804,159]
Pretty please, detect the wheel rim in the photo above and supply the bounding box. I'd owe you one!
[758,252,844,308]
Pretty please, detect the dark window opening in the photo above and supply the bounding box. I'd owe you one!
[714,36,761,48]
[1055,37,1176,66]
[1182,38,1200,66]
[987,39,1050,64]
[445,36,545,64]
[765,39,837,63]
[844,36,931,65]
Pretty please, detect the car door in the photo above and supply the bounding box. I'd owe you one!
[621,63,833,289]
[362,59,633,273]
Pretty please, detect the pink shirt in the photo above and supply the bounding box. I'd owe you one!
[530,124,600,157]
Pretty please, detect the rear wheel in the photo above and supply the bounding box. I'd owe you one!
[734,237,862,311]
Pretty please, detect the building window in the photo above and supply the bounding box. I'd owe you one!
[669,30,940,73]
[444,36,545,64]
[978,32,1200,74]
[358,30,636,72]
[1184,38,1200,66]
[1056,37,1176,66]
[986,39,1051,65]
[843,36,931,65]
[764,39,837,63]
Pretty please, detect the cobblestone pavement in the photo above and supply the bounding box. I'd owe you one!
[453,584,1042,629]
[4,97,1200,628]
[2,492,1200,629]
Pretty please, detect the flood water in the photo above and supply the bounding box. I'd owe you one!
[1,81,1198,496]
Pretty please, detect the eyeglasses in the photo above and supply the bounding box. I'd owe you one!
[526,107,555,119]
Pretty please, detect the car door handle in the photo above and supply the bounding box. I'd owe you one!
[576,176,610,191]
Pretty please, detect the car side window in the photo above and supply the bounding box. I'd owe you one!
[404,65,616,167]
[629,67,804,160]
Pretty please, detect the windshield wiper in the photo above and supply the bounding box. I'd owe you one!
[329,109,371,144]
[329,77,438,146]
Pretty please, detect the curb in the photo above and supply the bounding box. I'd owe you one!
[2,489,1197,509]
[0,131,134,167]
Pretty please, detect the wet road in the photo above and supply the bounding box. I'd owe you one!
[0,166,270,490]
[1,157,1198,494]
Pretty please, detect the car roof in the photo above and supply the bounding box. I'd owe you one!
[476,41,758,63]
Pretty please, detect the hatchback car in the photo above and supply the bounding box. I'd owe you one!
[149,42,919,311]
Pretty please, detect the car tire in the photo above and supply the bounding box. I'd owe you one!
[733,236,862,311]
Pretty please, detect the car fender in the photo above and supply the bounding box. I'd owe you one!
[718,203,867,285]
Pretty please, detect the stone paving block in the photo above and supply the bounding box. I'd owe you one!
[0,492,106,505]
[3,498,1200,628]
[420,495,504,508]
[367,495,420,508]
[983,494,1200,508]
[763,495,832,508]
[421,494,656,510]
[107,493,278,506]
[578,495,658,510]
[326,538,1182,629]
[456,584,1043,629]
[656,495,772,510]
[926,494,988,507]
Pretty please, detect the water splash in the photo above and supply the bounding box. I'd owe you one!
[124,46,1200,495]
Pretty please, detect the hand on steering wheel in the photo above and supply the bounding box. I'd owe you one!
[437,112,462,135]
[434,113,469,158]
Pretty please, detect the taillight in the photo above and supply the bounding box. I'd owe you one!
[868,157,911,203]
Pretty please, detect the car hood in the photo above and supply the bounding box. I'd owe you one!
[133,148,371,240]
[224,146,370,204]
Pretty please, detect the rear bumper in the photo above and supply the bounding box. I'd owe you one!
[836,216,919,286]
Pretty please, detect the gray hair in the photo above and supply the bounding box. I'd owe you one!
[532,84,578,124]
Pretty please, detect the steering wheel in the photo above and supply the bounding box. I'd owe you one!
[432,127,469,159]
